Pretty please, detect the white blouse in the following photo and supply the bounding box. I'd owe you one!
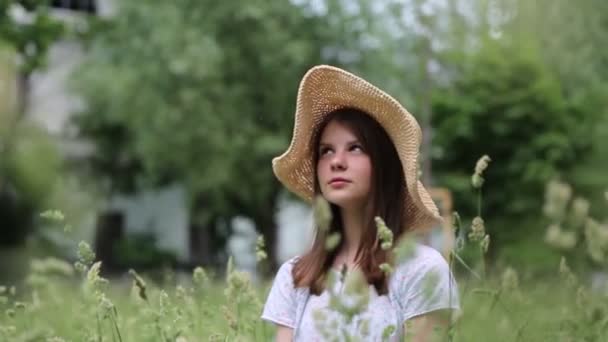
[261,243,460,341]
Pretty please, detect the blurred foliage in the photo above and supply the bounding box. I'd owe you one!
[113,232,177,270]
[432,38,597,225]
[0,122,62,245]
[70,0,362,267]
[0,247,607,340]
[428,0,608,272]
[0,0,64,76]
[0,0,66,246]
[507,0,608,212]
[433,42,600,270]
[0,0,606,275]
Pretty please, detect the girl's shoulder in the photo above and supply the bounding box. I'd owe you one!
[397,242,447,267]
[390,243,451,285]
[388,243,461,321]
[273,255,301,283]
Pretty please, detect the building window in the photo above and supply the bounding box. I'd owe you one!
[17,0,96,14]
[51,0,96,14]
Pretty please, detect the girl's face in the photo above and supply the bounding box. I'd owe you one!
[316,119,372,210]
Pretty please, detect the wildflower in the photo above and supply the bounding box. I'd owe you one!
[77,241,96,266]
[223,257,261,311]
[544,224,577,250]
[379,263,393,275]
[255,235,267,262]
[394,236,416,263]
[40,210,72,231]
[468,216,485,242]
[30,257,74,277]
[325,268,339,291]
[74,262,87,275]
[543,180,572,221]
[158,290,169,317]
[224,271,250,299]
[84,261,108,294]
[471,155,491,189]
[480,234,490,253]
[584,218,608,263]
[39,210,64,222]
[382,324,397,340]
[375,216,394,250]
[452,212,462,231]
[559,232,577,249]
[314,195,332,232]
[192,266,209,289]
[471,174,484,189]
[175,285,188,303]
[221,305,238,331]
[474,155,491,177]
[344,270,370,311]
[329,268,370,324]
[571,197,590,229]
[128,269,148,301]
[325,232,341,251]
[97,292,115,319]
[420,270,440,302]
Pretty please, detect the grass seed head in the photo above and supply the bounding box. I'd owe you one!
[314,196,332,232]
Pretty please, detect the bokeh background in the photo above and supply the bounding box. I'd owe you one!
[1,0,607,287]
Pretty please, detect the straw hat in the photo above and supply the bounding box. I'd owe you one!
[272,65,442,231]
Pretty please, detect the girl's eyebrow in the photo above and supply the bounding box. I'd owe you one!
[319,140,360,147]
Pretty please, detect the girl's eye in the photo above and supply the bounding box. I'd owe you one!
[320,147,332,155]
[350,144,364,152]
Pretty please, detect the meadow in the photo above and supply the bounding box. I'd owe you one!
[1,157,607,342]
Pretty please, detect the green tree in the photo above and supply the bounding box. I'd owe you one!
[431,39,600,270]
[508,0,608,212]
[72,0,351,269]
[0,0,64,246]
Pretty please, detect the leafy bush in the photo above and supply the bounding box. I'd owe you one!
[112,232,178,271]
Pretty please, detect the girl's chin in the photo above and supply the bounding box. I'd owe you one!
[324,194,364,208]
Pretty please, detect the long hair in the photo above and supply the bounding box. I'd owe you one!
[292,107,411,295]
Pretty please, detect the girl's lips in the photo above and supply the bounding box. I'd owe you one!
[329,177,351,184]
[329,180,349,188]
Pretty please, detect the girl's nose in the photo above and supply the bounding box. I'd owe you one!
[330,152,347,171]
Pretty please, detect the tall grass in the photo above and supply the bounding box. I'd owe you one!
[0,156,607,341]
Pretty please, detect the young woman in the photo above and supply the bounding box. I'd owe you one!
[262,65,460,341]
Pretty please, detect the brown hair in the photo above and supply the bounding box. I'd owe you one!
[292,107,410,295]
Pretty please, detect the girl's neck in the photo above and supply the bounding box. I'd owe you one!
[333,203,370,268]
